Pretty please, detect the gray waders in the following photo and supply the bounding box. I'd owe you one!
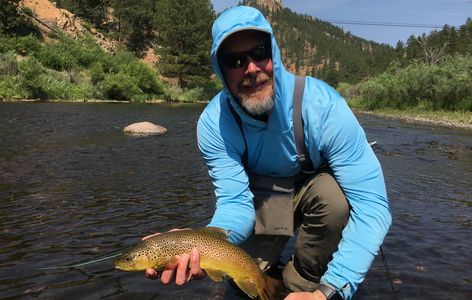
[230,76,349,293]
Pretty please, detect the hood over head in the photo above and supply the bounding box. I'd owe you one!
[210,6,294,130]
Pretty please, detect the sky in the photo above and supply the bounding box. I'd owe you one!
[210,0,472,46]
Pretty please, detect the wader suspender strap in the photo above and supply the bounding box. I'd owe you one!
[292,76,313,172]
[229,75,311,170]
[229,103,249,165]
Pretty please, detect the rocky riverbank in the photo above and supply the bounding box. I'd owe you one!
[355,109,472,130]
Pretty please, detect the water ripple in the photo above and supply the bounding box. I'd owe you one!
[1,103,471,299]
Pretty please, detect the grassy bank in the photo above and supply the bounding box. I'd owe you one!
[351,106,472,129]
[338,55,472,129]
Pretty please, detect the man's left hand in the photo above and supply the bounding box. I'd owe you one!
[284,289,328,300]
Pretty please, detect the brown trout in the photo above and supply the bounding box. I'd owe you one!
[114,227,277,299]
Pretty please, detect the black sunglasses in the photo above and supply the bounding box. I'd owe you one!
[220,44,272,69]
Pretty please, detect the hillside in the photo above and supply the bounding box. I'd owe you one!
[245,0,397,85]
[20,0,116,51]
[19,0,158,64]
[8,0,398,94]
[30,0,395,86]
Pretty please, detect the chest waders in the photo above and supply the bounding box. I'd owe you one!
[230,76,314,271]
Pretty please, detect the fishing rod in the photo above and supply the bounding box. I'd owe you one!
[37,214,213,270]
[380,246,398,300]
[370,140,398,299]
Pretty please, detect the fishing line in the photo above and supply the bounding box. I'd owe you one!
[37,214,213,270]
[380,246,398,300]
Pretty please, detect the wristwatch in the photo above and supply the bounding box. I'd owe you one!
[318,283,342,299]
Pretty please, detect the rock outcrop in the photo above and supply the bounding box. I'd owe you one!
[21,0,117,52]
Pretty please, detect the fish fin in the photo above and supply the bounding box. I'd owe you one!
[205,268,226,282]
[199,227,230,240]
[259,274,287,300]
[233,277,259,299]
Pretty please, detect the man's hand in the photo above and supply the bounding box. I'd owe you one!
[284,289,328,300]
[142,229,205,285]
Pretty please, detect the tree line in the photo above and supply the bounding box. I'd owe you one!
[245,1,398,86]
[338,18,472,112]
[396,18,472,65]
[1,0,470,110]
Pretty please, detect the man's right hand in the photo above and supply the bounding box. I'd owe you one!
[142,230,206,285]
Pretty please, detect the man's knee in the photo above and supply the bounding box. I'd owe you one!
[287,171,350,288]
[297,171,349,229]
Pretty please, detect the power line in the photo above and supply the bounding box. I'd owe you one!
[320,19,455,29]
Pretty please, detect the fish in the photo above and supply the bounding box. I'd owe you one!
[114,227,280,300]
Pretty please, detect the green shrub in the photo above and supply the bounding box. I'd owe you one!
[191,76,223,100]
[35,41,77,71]
[74,36,105,68]
[110,49,137,68]
[0,33,166,101]
[456,97,472,111]
[0,75,26,99]
[89,62,106,84]
[99,72,142,100]
[17,57,92,99]
[0,35,13,53]
[0,34,41,55]
[34,34,105,71]
[0,51,18,75]
[14,34,41,55]
[163,84,202,102]
[336,82,360,100]
[18,57,48,98]
[89,48,165,100]
[358,55,472,111]
[162,77,223,102]
[41,75,91,100]
[123,62,164,95]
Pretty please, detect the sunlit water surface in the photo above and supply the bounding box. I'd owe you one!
[0,103,470,299]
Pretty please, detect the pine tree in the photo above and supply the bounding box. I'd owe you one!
[154,0,214,88]
[56,0,108,30]
[111,0,155,55]
[458,18,472,54]
[395,40,406,61]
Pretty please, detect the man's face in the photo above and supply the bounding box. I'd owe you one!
[219,30,274,117]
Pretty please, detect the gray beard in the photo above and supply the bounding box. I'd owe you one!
[238,94,274,117]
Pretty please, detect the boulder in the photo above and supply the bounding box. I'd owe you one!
[123,122,167,136]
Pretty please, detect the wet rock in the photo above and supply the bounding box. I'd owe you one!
[123,122,167,136]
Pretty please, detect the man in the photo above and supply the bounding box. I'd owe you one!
[146,6,391,300]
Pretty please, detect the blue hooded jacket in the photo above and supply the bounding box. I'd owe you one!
[197,6,391,299]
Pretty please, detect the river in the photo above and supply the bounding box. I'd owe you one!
[0,102,470,299]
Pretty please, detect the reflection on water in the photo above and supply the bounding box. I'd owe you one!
[0,103,471,299]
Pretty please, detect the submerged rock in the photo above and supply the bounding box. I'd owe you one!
[123,122,167,136]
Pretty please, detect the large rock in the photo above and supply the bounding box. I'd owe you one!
[123,122,167,136]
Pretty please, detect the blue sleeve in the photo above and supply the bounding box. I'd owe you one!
[308,96,392,299]
[196,100,255,244]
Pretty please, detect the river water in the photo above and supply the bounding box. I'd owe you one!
[0,102,470,299]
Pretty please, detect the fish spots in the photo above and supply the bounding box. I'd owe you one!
[114,228,271,298]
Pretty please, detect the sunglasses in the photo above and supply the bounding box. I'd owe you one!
[220,44,272,69]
